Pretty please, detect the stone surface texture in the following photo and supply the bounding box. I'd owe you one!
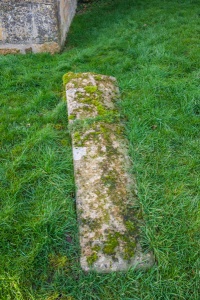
[0,0,77,54]
[65,72,154,272]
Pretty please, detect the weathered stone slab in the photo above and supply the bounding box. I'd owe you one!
[64,72,154,272]
[0,0,77,54]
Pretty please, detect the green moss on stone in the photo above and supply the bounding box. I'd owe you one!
[68,114,76,121]
[123,239,136,260]
[63,72,78,86]
[80,216,104,232]
[63,72,87,87]
[103,233,120,255]
[125,220,136,232]
[80,97,93,104]
[73,131,82,144]
[92,245,101,252]
[77,92,84,99]
[87,252,98,266]
[84,86,98,93]
[95,75,102,81]
[101,171,117,189]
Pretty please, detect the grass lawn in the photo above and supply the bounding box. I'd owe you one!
[0,0,199,299]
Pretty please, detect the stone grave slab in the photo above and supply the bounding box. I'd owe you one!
[64,72,154,272]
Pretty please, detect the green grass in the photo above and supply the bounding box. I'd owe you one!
[0,0,199,299]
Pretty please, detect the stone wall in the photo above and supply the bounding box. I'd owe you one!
[0,0,77,54]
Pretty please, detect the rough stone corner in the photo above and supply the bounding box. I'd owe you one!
[0,0,77,54]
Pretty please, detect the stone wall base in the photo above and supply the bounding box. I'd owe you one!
[0,0,77,54]
[0,42,60,55]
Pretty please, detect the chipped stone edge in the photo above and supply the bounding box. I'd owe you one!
[0,42,61,54]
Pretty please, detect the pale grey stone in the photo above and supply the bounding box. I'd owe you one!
[73,147,87,161]
[0,0,77,54]
[65,72,154,272]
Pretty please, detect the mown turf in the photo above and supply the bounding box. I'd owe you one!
[0,0,199,299]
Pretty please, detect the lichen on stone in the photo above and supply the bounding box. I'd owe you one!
[65,72,154,272]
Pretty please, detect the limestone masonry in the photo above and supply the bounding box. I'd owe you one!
[65,72,154,272]
[0,0,77,54]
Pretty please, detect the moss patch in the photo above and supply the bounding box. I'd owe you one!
[87,252,98,266]
[63,72,87,87]
[103,233,120,256]
[84,85,98,93]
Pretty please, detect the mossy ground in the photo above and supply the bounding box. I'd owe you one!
[0,0,199,299]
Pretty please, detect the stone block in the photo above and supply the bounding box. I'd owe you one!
[0,0,77,54]
[64,72,154,272]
